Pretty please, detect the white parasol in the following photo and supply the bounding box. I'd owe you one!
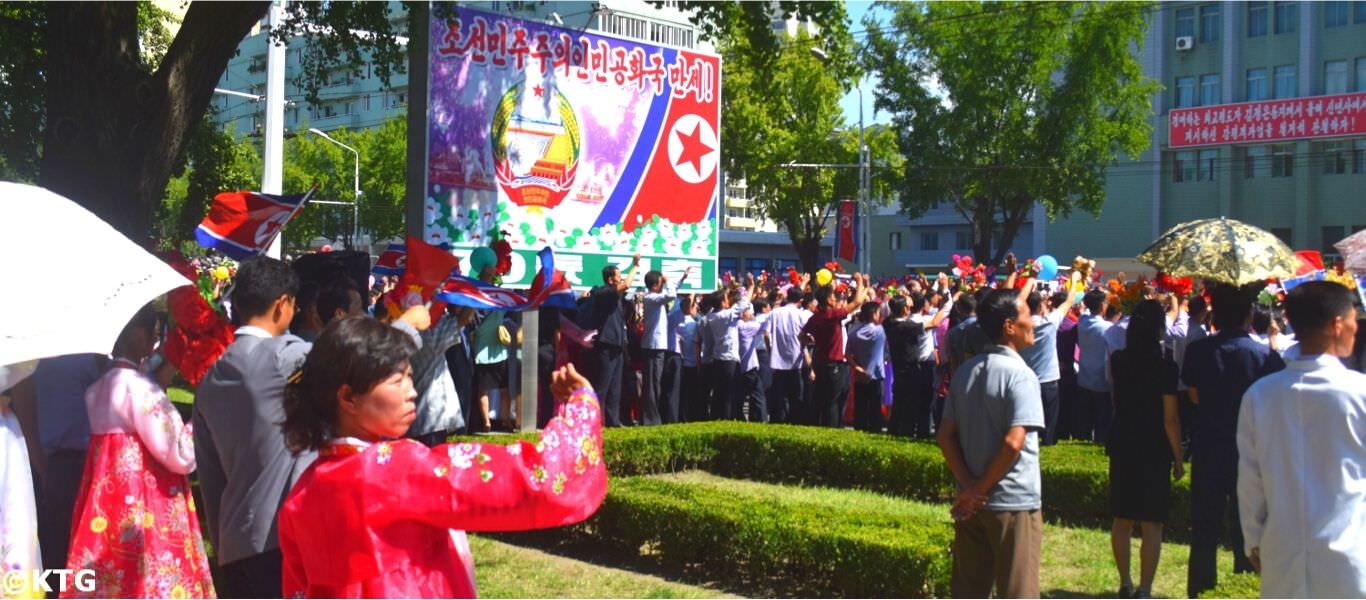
[0,182,191,384]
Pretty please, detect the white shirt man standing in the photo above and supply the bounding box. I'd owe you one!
[1238,280,1366,598]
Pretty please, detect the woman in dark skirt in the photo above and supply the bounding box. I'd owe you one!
[1107,299,1185,599]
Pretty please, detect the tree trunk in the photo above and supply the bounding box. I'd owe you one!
[793,235,823,275]
[38,2,269,245]
[989,201,1033,267]
[971,199,994,266]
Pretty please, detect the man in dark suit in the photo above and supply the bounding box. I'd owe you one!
[582,255,639,426]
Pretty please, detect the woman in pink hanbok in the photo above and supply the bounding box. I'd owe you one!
[63,306,215,599]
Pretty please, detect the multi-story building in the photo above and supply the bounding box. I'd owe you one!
[884,1,1366,277]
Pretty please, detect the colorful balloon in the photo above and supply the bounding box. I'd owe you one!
[1036,254,1059,281]
[816,268,833,287]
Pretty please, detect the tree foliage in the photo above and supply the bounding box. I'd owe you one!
[156,117,262,247]
[721,21,902,273]
[863,1,1157,265]
[0,2,47,182]
[282,116,407,251]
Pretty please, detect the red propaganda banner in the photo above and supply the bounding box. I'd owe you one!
[1169,92,1366,148]
[835,200,857,263]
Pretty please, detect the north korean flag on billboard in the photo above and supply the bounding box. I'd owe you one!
[194,190,313,260]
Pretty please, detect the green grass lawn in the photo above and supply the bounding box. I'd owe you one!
[470,535,731,598]
[167,385,194,405]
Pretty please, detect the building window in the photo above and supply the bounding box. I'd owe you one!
[1274,1,1297,34]
[1175,7,1196,40]
[1175,76,1196,108]
[1358,0,1366,23]
[1354,140,1366,174]
[920,232,939,251]
[955,230,971,250]
[1325,1,1350,27]
[1246,68,1269,101]
[323,69,350,88]
[1271,144,1294,177]
[1323,142,1348,174]
[1173,151,1196,183]
[1245,146,1270,178]
[1247,1,1268,36]
[1199,74,1221,106]
[1273,65,1296,99]
[1197,149,1218,181]
[1199,4,1220,42]
[718,257,738,275]
[1270,227,1293,246]
[1325,60,1348,94]
[745,258,768,277]
[889,232,902,251]
[362,94,371,111]
[1357,58,1366,92]
[1323,226,1345,255]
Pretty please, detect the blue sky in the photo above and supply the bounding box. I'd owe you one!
[838,1,892,127]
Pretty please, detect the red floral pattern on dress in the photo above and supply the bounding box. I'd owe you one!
[63,434,215,599]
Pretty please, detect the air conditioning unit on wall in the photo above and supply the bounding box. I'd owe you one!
[1176,36,1194,51]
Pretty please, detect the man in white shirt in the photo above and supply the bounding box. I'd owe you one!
[1238,280,1366,598]
[766,287,811,424]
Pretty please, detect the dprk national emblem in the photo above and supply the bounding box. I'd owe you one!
[490,81,582,209]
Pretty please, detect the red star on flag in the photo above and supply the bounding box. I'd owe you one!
[673,123,713,174]
[533,85,545,97]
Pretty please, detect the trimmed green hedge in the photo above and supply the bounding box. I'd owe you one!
[582,472,954,598]
[459,422,1193,538]
[589,422,1192,539]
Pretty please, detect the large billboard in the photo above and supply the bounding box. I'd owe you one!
[422,5,721,291]
[1169,92,1366,148]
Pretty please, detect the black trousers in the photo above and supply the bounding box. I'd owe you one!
[218,549,283,599]
[681,365,704,421]
[904,360,936,438]
[445,343,475,434]
[536,343,556,429]
[660,351,683,424]
[1039,380,1061,446]
[708,360,739,420]
[768,368,802,424]
[815,362,850,428]
[1077,387,1113,444]
[1056,378,1079,440]
[1187,447,1256,597]
[739,368,768,422]
[853,378,884,432]
[592,342,625,427]
[640,349,665,426]
[38,450,85,584]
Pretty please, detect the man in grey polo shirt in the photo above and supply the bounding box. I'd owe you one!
[938,288,1046,598]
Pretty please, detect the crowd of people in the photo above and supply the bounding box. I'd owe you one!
[2,248,1364,599]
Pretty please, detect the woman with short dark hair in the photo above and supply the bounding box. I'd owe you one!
[1107,299,1185,599]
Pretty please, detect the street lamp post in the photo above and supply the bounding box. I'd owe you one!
[810,47,871,274]
[308,128,362,250]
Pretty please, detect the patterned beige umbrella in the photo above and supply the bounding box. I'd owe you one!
[1136,217,1299,286]
[1333,229,1366,274]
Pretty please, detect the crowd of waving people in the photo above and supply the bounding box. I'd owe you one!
[2,248,1364,599]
